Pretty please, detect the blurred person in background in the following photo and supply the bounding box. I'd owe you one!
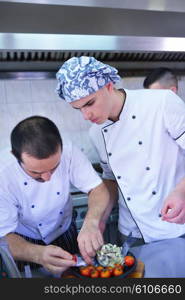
[143,67,178,94]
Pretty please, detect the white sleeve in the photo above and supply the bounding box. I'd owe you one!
[0,186,18,237]
[100,161,116,180]
[69,144,102,194]
[163,91,185,150]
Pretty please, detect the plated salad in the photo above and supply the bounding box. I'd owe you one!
[96,243,124,267]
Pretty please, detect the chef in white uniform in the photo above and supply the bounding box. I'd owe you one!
[0,116,110,274]
[56,56,185,257]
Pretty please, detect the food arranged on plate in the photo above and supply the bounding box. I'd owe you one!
[79,263,124,278]
[96,243,124,267]
[71,243,136,278]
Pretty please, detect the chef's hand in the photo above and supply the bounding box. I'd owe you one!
[161,188,185,224]
[77,219,104,264]
[37,245,76,275]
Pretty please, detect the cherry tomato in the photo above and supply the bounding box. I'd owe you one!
[113,266,124,276]
[106,266,114,276]
[100,269,111,278]
[114,263,124,269]
[96,265,104,272]
[79,266,91,277]
[90,269,99,278]
[88,265,96,272]
[124,256,135,267]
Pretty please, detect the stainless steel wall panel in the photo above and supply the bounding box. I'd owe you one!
[1,0,185,13]
[0,2,185,37]
[1,34,185,53]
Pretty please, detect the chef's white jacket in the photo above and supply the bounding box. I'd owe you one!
[0,141,102,244]
[89,89,185,242]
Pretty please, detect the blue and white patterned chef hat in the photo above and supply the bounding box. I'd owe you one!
[56,56,120,102]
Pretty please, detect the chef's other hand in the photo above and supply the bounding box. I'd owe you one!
[77,219,104,265]
[37,244,76,275]
[161,189,185,224]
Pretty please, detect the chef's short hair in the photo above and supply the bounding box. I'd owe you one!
[143,67,178,90]
[11,116,63,162]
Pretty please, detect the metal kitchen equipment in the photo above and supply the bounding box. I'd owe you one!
[0,237,22,278]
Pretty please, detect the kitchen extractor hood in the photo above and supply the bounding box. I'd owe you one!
[0,0,185,74]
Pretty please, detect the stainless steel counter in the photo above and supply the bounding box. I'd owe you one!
[131,237,185,278]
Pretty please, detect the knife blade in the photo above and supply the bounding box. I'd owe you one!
[73,254,98,267]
